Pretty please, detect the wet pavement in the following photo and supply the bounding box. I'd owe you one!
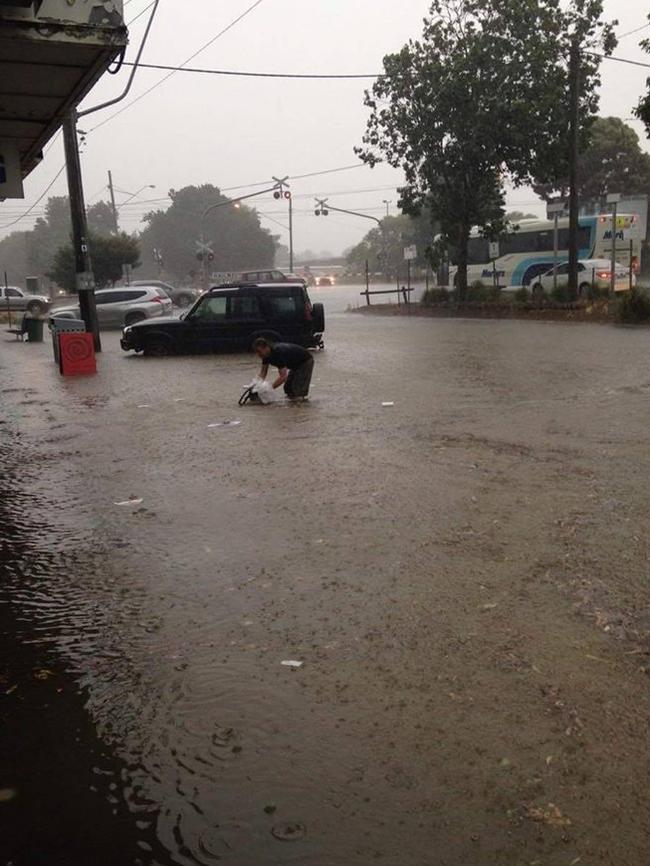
[2,284,650,865]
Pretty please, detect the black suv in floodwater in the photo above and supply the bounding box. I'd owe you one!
[120,282,325,357]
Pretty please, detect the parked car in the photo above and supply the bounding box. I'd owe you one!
[239,269,306,285]
[532,258,634,295]
[0,285,51,315]
[51,286,172,328]
[120,282,325,357]
[129,280,198,308]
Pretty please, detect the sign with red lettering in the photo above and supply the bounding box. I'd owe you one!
[59,332,96,377]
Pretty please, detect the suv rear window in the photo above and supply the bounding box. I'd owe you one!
[265,294,300,320]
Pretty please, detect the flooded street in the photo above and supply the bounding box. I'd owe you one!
[2,285,650,865]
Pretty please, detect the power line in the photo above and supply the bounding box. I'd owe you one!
[0,163,66,230]
[617,22,650,41]
[589,52,650,70]
[122,60,382,79]
[89,0,268,132]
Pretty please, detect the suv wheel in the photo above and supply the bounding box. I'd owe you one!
[143,338,171,357]
[125,311,146,326]
[27,301,44,315]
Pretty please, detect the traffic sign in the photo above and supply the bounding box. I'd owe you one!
[488,241,500,260]
[403,245,417,261]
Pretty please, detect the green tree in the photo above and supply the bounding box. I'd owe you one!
[356,0,615,297]
[533,116,650,202]
[635,15,650,137]
[139,185,276,284]
[26,196,121,277]
[0,230,31,286]
[48,232,140,291]
[346,214,431,277]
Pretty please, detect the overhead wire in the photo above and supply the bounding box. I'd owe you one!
[89,0,269,132]
[121,61,382,79]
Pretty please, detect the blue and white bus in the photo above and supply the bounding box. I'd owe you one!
[449,214,641,290]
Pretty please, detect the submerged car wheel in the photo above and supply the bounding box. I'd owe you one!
[125,311,146,326]
[143,338,171,357]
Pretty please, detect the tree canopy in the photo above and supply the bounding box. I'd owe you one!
[356,0,615,295]
[48,232,140,292]
[345,214,433,277]
[138,185,277,283]
[534,116,650,203]
[635,15,650,137]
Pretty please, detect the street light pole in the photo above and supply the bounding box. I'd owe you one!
[289,194,294,272]
[107,170,119,233]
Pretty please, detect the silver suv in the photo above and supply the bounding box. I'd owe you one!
[51,286,173,328]
[0,286,51,315]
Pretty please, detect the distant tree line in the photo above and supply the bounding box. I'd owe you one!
[0,185,278,291]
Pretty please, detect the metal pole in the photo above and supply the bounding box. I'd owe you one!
[630,239,634,291]
[568,41,581,301]
[365,258,370,304]
[407,260,412,302]
[4,271,12,329]
[610,203,617,296]
[62,111,100,352]
[553,213,559,294]
[289,195,294,272]
[107,170,119,234]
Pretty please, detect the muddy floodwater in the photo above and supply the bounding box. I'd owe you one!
[2,285,650,865]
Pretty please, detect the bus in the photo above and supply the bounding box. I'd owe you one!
[448,213,642,290]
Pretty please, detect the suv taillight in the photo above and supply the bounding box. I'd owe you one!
[150,296,164,303]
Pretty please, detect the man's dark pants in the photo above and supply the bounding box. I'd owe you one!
[284,356,314,398]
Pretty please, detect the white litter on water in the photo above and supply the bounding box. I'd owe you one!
[207,420,242,428]
[173,398,186,402]
[281,660,303,668]
[137,404,151,409]
[114,497,144,506]
[382,401,395,407]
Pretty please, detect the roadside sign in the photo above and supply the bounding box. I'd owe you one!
[403,245,417,261]
[606,192,622,205]
[547,202,565,218]
[488,241,500,260]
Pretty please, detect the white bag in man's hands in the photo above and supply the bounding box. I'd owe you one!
[250,378,282,404]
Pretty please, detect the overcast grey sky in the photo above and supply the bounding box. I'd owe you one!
[2,0,649,256]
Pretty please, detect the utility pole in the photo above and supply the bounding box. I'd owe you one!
[62,111,101,352]
[383,199,392,217]
[567,40,581,300]
[289,194,294,272]
[107,170,119,233]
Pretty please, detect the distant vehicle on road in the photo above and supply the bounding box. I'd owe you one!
[129,280,198,308]
[315,275,335,287]
[239,269,306,285]
[121,282,324,357]
[51,286,172,328]
[446,214,642,290]
[0,286,51,315]
[532,258,634,296]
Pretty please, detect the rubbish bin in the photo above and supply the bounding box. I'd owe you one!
[50,317,86,364]
[25,316,44,343]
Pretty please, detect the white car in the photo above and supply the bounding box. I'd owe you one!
[51,286,172,328]
[532,258,634,295]
[0,285,51,314]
